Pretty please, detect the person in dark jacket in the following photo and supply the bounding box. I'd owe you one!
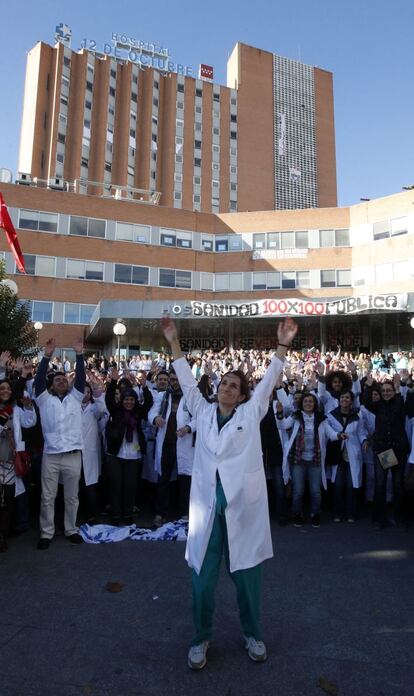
[364,375,409,527]
[105,370,153,525]
[260,390,288,525]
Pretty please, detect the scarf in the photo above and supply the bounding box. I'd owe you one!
[123,409,138,443]
[291,415,321,466]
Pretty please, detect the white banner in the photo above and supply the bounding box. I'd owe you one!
[163,294,408,319]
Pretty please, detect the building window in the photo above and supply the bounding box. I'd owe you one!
[114,264,149,285]
[159,268,191,289]
[31,301,53,323]
[215,238,228,252]
[320,270,336,288]
[19,209,58,233]
[281,272,296,289]
[160,232,176,246]
[295,231,308,248]
[109,87,116,97]
[69,216,106,238]
[337,269,352,287]
[319,229,335,247]
[86,81,93,92]
[252,272,281,290]
[66,260,104,281]
[281,232,295,249]
[85,99,92,110]
[115,222,150,243]
[64,303,96,324]
[110,69,116,78]
[194,158,202,167]
[390,217,408,237]
[177,231,192,248]
[196,88,202,97]
[321,269,352,287]
[202,237,213,252]
[253,234,266,250]
[335,229,350,246]
[177,84,184,93]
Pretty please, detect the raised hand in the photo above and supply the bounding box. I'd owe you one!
[73,338,84,355]
[277,318,298,346]
[43,338,56,359]
[161,317,178,344]
[14,358,25,372]
[0,351,11,367]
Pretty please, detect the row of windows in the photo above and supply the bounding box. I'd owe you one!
[253,229,350,250]
[24,301,95,324]
[16,209,411,251]
[16,254,354,290]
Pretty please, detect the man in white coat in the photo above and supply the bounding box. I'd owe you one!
[161,316,298,670]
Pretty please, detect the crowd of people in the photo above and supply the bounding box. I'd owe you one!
[1,338,414,554]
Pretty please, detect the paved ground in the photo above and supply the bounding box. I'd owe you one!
[1,516,414,696]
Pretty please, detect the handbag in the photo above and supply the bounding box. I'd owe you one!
[377,449,398,470]
[14,450,31,477]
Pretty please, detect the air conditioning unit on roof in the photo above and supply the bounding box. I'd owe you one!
[16,172,32,185]
[48,176,64,190]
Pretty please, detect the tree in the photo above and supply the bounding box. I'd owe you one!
[0,260,37,356]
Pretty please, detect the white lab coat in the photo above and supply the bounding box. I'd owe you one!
[0,406,37,496]
[81,397,107,486]
[148,391,196,476]
[176,397,196,476]
[326,410,367,488]
[277,414,334,490]
[173,354,284,575]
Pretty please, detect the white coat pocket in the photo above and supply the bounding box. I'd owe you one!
[243,470,263,505]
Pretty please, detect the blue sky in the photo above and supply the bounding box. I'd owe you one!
[1,0,413,207]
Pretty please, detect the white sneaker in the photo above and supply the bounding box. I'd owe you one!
[244,636,267,662]
[188,641,209,670]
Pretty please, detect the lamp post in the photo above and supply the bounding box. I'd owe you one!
[34,321,43,349]
[113,321,127,368]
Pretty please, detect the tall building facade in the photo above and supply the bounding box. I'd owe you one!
[18,34,337,214]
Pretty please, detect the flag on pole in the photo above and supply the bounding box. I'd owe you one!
[0,192,25,273]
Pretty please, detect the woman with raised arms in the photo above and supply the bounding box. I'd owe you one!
[160,316,298,670]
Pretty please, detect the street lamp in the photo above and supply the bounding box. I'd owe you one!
[34,321,43,349]
[113,321,127,367]
[410,317,414,329]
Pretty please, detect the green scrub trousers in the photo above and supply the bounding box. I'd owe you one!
[191,478,263,645]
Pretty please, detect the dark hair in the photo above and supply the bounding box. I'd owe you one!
[326,369,352,393]
[380,380,395,393]
[339,389,354,402]
[197,374,214,401]
[219,370,251,402]
[0,379,15,405]
[84,384,94,403]
[156,370,169,380]
[298,391,319,412]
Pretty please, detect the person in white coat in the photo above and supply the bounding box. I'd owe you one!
[81,382,108,524]
[148,371,183,527]
[161,315,298,670]
[326,390,369,522]
[175,395,196,520]
[276,392,334,528]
